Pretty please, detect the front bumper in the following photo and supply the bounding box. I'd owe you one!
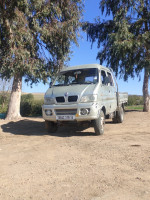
[42,102,100,122]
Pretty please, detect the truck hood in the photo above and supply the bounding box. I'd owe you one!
[45,84,98,98]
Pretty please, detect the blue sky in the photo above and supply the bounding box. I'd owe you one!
[22,0,145,95]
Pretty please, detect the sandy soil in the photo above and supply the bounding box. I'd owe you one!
[0,111,150,200]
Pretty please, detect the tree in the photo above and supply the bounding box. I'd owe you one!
[0,0,83,120]
[83,0,150,112]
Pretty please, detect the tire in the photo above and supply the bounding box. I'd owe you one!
[112,106,124,123]
[112,115,118,123]
[45,120,57,133]
[117,106,124,123]
[93,110,105,135]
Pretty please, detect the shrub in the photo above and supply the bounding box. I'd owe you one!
[128,95,143,106]
[0,93,43,117]
[20,93,43,117]
[20,94,34,116]
[20,101,33,116]
[0,92,10,108]
[21,93,34,102]
[31,100,44,116]
[0,104,8,113]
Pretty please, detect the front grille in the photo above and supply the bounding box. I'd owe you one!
[68,95,78,102]
[56,96,65,103]
[55,109,77,115]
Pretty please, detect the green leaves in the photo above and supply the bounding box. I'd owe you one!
[0,0,83,84]
[83,0,150,80]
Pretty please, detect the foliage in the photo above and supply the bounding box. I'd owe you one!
[21,93,34,103]
[0,0,83,120]
[83,0,150,111]
[20,101,32,117]
[0,93,43,116]
[0,104,8,113]
[20,94,43,116]
[128,95,143,106]
[31,100,44,116]
[0,0,83,83]
[0,79,12,108]
[83,0,150,80]
[0,92,9,106]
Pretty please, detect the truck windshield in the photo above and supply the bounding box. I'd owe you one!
[53,68,99,86]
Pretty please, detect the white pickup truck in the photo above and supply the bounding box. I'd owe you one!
[42,64,128,135]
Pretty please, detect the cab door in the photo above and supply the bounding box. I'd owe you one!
[106,71,117,113]
[99,70,117,114]
[99,70,110,114]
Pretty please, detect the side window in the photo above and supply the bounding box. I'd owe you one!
[107,72,114,86]
[101,70,107,85]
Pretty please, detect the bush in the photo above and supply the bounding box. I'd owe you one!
[0,93,9,113]
[0,92,10,108]
[0,93,43,117]
[21,93,34,102]
[0,104,8,113]
[128,95,143,106]
[20,101,33,116]
[20,93,43,117]
[31,100,44,116]
[20,94,34,116]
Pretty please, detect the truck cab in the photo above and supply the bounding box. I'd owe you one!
[42,64,128,135]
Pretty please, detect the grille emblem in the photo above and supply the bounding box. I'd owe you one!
[64,92,69,97]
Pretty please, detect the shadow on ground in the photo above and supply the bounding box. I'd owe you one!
[1,119,95,137]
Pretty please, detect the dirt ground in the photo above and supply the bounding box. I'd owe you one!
[0,111,150,200]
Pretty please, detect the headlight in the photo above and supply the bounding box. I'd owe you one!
[44,97,55,105]
[80,94,97,103]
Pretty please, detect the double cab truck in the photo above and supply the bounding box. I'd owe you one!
[42,64,128,135]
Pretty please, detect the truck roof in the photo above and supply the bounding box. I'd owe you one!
[61,64,110,72]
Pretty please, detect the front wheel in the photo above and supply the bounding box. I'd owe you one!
[93,110,105,135]
[45,120,57,133]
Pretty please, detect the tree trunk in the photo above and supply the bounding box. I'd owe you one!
[6,74,22,120]
[143,68,149,112]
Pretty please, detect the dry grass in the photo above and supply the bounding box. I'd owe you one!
[32,93,44,100]
[22,92,44,100]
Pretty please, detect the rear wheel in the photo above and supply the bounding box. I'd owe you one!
[113,106,124,123]
[93,110,105,135]
[117,106,124,123]
[45,120,57,133]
